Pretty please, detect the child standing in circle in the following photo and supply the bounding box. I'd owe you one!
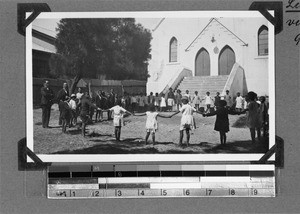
[192,91,201,111]
[203,91,213,113]
[203,100,239,145]
[259,96,269,137]
[108,100,132,141]
[175,89,182,111]
[183,90,191,103]
[214,92,221,110]
[160,93,166,112]
[154,92,161,111]
[130,93,137,113]
[235,92,244,113]
[135,105,174,145]
[245,91,261,143]
[173,96,202,146]
[224,90,232,108]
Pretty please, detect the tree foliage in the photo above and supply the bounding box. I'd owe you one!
[49,18,152,93]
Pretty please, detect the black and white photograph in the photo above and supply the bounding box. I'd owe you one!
[26,11,275,162]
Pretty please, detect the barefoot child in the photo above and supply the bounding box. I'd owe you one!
[234,92,244,113]
[203,100,240,145]
[59,96,71,133]
[224,90,232,109]
[108,100,132,141]
[259,96,269,137]
[203,91,213,113]
[172,96,202,146]
[135,105,174,145]
[79,93,102,137]
[160,93,166,112]
[69,94,77,127]
[154,93,161,111]
[192,91,201,111]
[244,91,261,143]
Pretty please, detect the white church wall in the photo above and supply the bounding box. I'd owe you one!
[237,18,269,96]
[147,17,270,96]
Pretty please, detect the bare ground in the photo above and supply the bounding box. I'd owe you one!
[33,106,268,154]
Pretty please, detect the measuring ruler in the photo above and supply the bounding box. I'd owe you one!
[48,164,275,198]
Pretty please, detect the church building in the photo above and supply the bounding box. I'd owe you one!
[146,17,270,98]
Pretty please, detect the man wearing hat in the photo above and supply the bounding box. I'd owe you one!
[69,94,77,127]
[40,80,55,128]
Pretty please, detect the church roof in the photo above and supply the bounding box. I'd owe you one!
[185,18,248,51]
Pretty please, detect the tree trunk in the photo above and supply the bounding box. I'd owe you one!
[69,74,82,95]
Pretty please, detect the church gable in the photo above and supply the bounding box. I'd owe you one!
[185,18,248,52]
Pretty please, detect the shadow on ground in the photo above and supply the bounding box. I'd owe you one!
[52,137,268,154]
[200,138,269,153]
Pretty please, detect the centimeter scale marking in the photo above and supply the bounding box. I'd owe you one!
[48,165,276,198]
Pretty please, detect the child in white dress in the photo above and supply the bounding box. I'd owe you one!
[203,91,213,113]
[108,100,132,141]
[235,92,244,113]
[173,96,202,146]
[160,93,167,112]
[192,91,201,111]
[135,105,174,144]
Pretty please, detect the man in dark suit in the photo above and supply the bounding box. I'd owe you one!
[56,82,69,125]
[40,81,55,128]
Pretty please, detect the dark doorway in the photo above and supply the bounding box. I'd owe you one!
[195,48,210,76]
[218,45,235,75]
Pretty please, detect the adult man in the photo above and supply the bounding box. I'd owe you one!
[40,81,55,128]
[79,93,101,137]
[56,83,69,125]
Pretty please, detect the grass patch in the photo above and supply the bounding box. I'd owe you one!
[232,115,247,128]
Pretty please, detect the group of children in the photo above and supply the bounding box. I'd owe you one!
[107,90,268,146]
[59,87,268,147]
[184,90,249,114]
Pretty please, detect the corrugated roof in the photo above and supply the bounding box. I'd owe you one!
[32,37,56,53]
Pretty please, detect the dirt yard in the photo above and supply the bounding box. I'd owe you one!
[33,106,268,154]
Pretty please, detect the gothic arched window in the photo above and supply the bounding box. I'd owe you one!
[169,37,178,62]
[258,25,268,56]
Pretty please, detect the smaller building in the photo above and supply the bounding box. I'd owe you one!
[32,29,56,78]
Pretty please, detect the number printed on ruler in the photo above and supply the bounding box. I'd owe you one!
[161,189,184,197]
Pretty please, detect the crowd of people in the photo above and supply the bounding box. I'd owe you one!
[40,80,269,146]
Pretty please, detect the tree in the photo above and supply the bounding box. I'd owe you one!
[49,18,152,94]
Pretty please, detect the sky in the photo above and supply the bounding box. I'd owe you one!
[32,18,161,37]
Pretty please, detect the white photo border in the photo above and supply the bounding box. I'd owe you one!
[26,11,275,163]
